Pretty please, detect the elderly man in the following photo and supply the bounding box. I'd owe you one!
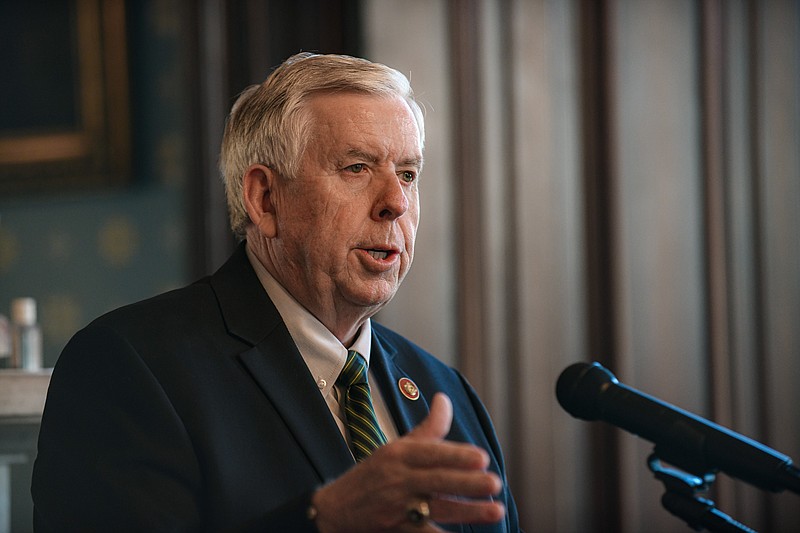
[32,53,520,532]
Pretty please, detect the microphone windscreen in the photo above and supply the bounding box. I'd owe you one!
[555,362,617,421]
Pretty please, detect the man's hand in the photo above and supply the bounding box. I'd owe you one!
[312,393,506,532]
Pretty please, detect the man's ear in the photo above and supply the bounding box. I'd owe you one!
[242,164,278,238]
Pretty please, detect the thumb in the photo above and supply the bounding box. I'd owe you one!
[408,392,453,441]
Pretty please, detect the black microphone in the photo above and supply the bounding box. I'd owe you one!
[556,361,800,494]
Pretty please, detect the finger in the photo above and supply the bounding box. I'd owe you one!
[408,468,502,498]
[428,496,506,526]
[408,392,452,441]
[399,440,490,471]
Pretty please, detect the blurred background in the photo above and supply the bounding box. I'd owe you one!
[1,0,798,531]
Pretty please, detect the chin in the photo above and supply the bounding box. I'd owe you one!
[347,284,398,310]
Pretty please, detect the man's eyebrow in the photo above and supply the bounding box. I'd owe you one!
[343,149,423,169]
[344,148,379,163]
[401,156,424,169]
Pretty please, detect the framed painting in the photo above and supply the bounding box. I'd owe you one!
[0,0,130,194]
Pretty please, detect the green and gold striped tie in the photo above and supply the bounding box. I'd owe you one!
[337,350,388,461]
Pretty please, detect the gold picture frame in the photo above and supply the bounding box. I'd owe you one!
[0,0,130,194]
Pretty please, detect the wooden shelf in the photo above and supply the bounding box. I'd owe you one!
[0,369,51,418]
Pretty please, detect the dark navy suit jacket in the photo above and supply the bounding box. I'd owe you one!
[32,244,520,532]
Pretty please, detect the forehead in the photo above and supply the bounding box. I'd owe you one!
[302,92,422,159]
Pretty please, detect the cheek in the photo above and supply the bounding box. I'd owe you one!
[402,219,418,257]
[407,198,420,238]
[409,192,420,224]
[279,189,336,234]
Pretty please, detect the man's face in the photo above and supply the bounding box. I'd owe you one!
[264,92,423,327]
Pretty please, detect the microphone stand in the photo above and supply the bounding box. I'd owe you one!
[647,454,757,533]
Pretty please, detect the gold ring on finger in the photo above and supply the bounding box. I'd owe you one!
[406,499,430,526]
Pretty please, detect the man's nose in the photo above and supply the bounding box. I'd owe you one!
[372,173,410,221]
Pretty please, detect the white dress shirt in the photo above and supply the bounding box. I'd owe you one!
[246,246,399,452]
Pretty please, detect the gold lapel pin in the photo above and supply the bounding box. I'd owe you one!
[398,377,420,400]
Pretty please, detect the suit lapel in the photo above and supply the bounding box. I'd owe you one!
[238,334,354,482]
[369,332,431,436]
[370,331,472,533]
[210,244,354,482]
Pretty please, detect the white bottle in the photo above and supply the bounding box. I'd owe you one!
[0,313,10,369]
[11,297,43,371]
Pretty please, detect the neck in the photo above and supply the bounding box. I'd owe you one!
[246,238,376,346]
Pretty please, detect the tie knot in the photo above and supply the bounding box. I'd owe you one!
[337,350,368,388]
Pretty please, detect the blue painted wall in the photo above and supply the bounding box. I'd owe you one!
[0,2,194,369]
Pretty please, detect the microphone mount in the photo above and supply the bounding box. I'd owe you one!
[647,453,757,532]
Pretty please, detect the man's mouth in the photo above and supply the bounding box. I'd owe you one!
[367,249,391,260]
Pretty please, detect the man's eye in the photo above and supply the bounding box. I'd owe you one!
[346,163,365,173]
[401,170,416,183]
